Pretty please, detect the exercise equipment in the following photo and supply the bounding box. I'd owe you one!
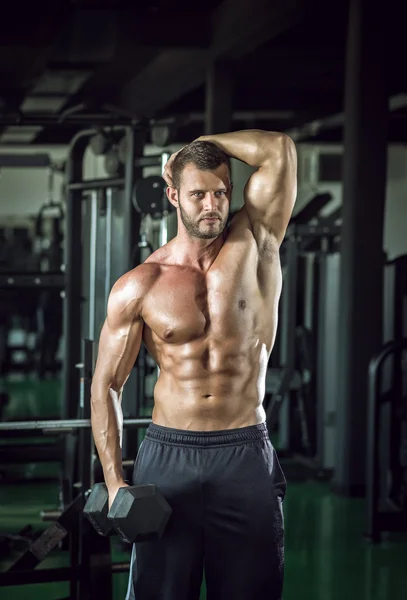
[0,489,119,600]
[104,147,123,177]
[0,417,150,432]
[132,175,167,217]
[35,200,64,241]
[151,123,175,147]
[366,338,407,542]
[90,130,113,156]
[84,483,114,536]
[6,495,83,572]
[35,167,64,241]
[118,131,146,165]
[84,482,172,543]
[268,219,340,461]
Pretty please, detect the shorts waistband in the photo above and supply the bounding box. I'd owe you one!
[144,422,269,447]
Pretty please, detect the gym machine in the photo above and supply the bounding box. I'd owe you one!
[65,126,172,467]
[0,125,173,485]
[365,255,407,541]
[366,338,407,542]
[0,155,65,376]
[266,193,340,480]
[0,338,154,599]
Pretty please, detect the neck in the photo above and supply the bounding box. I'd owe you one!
[172,229,224,271]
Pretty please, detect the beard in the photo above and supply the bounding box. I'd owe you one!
[178,201,227,240]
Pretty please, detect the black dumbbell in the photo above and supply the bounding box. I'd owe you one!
[83,482,114,537]
[84,483,172,543]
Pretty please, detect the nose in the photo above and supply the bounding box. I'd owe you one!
[203,192,218,212]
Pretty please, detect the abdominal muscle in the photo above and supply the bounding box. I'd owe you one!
[150,341,268,431]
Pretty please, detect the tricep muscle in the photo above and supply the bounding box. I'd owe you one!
[244,136,297,246]
[92,275,145,394]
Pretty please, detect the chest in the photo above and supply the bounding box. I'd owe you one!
[143,254,260,344]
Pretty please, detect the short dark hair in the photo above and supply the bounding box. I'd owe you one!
[172,141,232,190]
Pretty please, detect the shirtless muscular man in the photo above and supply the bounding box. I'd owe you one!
[90,130,297,600]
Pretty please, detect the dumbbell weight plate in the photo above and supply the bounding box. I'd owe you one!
[104,148,122,177]
[151,124,173,147]
[90,132,111,156]
[132,176,166,217]
[118,131,148,165]
[83,482,114,536]
[108,484,172,544]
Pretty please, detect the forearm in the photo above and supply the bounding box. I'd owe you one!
[198,130,289,167]
[91,383,125,490]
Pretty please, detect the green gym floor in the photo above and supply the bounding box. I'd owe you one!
[1,379,407,600]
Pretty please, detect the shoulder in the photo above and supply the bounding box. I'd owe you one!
[108,263,160,323]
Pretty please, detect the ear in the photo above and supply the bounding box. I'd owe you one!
[166,186,179,208]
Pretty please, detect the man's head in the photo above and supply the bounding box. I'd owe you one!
[167,141,232,240]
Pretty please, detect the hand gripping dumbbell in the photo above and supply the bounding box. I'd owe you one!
[83,483,172,543]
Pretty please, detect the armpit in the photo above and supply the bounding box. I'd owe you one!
[251,220,280,262]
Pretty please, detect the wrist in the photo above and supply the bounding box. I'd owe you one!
[107,479,126,492]
[104,470,125,490]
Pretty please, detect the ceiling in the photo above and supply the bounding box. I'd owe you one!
[0,0,405,146]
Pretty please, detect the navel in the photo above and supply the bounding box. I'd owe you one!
[238,299,247,310]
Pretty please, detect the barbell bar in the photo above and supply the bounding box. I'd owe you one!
[0,417,151,432]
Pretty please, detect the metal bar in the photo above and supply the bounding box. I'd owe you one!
[0,153,51,168]
[286,224,341,238]
[105,188,113,304]
[122,126,142,462]
[134,155,163,168]
[68,178,125,191]
[63,132,89,421]
[187,110,296,122]
[0,114,137,127]
[80,340,94,492]
[0,418,151,432]
[365,338,407,541]
[0,443,62,463]
[0,273,65,288]
[286,94,407,143]
[89,193,98,340]
[0,563,130,587]
[272,236,298,451]
[292,193,333,225]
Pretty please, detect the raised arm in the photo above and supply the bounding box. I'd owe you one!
[199,130,297,246]
[90,271,144,504]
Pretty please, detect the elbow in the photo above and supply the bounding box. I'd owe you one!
[275,132,295,154]
[266,133,296,166]
[260,133,294,164]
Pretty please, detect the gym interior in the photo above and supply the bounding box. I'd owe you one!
[0,1,406,599]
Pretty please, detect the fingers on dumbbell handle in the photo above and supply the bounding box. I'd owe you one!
[107,484,172,544]
[84,483,172,544]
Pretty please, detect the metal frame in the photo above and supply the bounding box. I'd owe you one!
[366,338,407,542]
[0,154,51,168]
[268,223,342,457]
[0,273,64,288]
[267,235,298,450]
[0,563,129,587]
[0,417,150,432]
[63,130,91,419]
[0,114,137,127]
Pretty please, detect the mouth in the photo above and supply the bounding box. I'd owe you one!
[201,217,219,223]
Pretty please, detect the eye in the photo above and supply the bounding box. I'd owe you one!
[193,192,203,198]
[215,191,226,196]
